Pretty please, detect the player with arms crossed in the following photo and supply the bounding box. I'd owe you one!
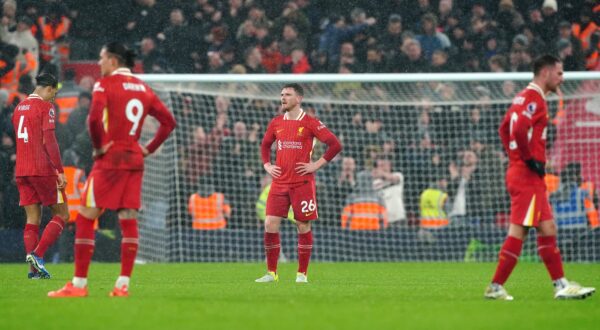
[48,42,176,297]
[256,83,342,283]
[485,55,595,300]
[13,73,69,279]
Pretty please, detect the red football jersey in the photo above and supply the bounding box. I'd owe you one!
[89,68,174,170]
[12,94,59,177]
[499,83,548,168]
[262,110,338,184]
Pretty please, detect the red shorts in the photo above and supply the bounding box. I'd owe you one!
[266,180,318,221]
[81,168,143,210]
[16,176,67,206]
[506,167,552,227]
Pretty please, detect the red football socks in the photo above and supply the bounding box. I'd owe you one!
[264,232,280,273]
[34,216,65,257]
[119,219,139,277]
[23,223,39,254]
[297,231,313,275]
[492,236,523,285]
[74,214,96,278]
[537,236,565,281]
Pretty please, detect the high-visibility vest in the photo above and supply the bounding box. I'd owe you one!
[55,89,79,124]
[545,174,560,195]
[580,181,599,228]
[341,196,388,230]
[0,58,33,93]
[63,166,85,221]
[419,188,449,228]
[256,184,295,222]
[189,192,230,230]
[38,16,70,62]
[571,22,599,51]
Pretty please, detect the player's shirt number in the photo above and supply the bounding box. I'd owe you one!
[17,115,29,143]
[125,98,144,136]
[301,199,316,213]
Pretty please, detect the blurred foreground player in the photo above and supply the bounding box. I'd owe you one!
[485,55,595,300]
[48,42,176,297]
[13,73,68,279]
[256,83,342,283]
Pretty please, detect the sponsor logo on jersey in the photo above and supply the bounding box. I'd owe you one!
[48,108,55,123]
[513,96,525,105]
[523,102,537,119]
[93,82,104,92]
[277,140,303,150]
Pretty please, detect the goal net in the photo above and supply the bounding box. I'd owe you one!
[136,72,600,263]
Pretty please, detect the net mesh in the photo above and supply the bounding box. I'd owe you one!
[137,74,600,263]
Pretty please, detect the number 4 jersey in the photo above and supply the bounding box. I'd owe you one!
[89,68,175,170]
[12,94,60,177]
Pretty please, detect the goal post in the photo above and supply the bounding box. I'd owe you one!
[136,72,600,263]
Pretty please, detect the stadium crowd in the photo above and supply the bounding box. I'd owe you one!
[1,0,600,234]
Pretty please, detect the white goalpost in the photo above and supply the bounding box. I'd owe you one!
[135,72,600,263]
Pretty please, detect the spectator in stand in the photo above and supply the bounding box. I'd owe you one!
[259,36,283,73]
[243,46,266,74]
[281,48,311,74]
[365,45,387,73]
[379,14,403,57]
[447,149,481,223]
[224,0,247,37]
[556,38,585,72]
[207,51,226,73]
[158,8,198,73]
[140,37,168,73]
[77,75,95,93]
[495,0,525,42]
[278,23,305,57]
[318,13,376,71]
[337,42,361,72]
[431,49,452,72]
[0,0,17,41]
[390,38,429,73]
[556,21,585,67]
[220,45,237,72]
[488,54,508,72]
[236,20,260,56]
[272,1,311,43]
[5,16,38,79]
[124,0,166,44]
[214,121,257,226]
[65,91,91,137]
[416,13,451,61]
[372,156,406,225]
[183,124,223,190]
[539,0,560,47]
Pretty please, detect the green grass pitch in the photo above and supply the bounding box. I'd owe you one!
[1,262,598,330]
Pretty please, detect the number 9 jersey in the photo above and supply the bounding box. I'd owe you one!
[88,68,175,170]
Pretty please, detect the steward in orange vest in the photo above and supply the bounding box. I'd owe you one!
[341,194,388,230]
[37,5,71,64]
[188,182,231,230]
